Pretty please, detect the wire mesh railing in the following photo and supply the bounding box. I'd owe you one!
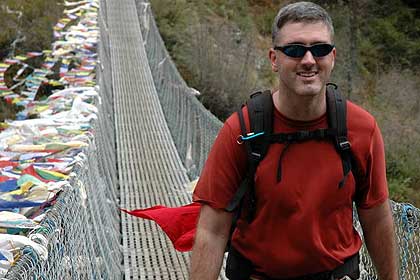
[135,0,223,180]
[2,87,122,280]
[1,0,122,279]
[356,202,420,279]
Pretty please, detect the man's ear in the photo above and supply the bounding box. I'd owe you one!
[331,47,336,69]
[269,48,278,72]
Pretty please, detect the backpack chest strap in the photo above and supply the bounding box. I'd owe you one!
[269,128,336,143]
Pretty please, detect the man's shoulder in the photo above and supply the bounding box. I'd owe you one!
[224,106,250,133]
[346,100,377,130]
[346,101,380,152]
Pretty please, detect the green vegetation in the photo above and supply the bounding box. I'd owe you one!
[0,0,64,58]
[0,0,64,122]
[150,0,420,206]
[0,102,23,125]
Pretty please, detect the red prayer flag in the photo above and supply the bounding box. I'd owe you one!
[46,158,64,163]
[0,176,13,183]
[22,165,53,183]
[0,161,18,168]
[121,203,201,252]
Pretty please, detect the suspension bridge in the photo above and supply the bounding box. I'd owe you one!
[1,0,419,279]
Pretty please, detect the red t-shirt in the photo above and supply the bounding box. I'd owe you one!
[193,98,388,278]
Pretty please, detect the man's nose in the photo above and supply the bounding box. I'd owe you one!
[300,50,316,65]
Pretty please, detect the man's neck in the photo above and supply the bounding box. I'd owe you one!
[272,89,327,121]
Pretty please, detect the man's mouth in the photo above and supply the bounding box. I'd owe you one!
[297,71,318,77]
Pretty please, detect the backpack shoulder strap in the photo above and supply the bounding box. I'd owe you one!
[225,90,273,215]
[247,90,273,159]
[326,83,352,188]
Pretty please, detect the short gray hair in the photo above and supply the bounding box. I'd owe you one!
[272,1,334,45]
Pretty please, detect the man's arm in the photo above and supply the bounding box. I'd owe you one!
[357,200,399,280]
[190,204,233,280]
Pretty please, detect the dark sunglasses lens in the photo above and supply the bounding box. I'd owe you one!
[282,45,307,58]
[310,44,334,57]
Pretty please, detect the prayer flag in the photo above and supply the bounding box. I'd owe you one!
[36,169,68,181]
[0,251,8,261]
[0,180,18,192]
[0,199,43,211]
[0,177,14,183]
[121,203,201,252]
[15,55,28,61]
[27,52,43,57]
[21,167,50,184]
[0,161,18,168]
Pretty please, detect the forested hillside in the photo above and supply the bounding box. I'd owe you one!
[150,0,420,206]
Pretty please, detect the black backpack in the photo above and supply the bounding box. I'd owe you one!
[224,84,359,279]
[225,83,353,222]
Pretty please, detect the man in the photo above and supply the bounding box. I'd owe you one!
[190,2,399,280]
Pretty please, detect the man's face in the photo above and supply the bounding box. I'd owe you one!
[269,21,336,97]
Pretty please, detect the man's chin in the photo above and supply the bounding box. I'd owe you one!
[295,86,322,96]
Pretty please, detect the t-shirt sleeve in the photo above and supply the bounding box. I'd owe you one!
[193,114,247,209]
[356,122,389,209]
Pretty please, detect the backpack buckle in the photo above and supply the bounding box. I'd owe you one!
[250,152,261,161]
[236,132,265,144]
[339,140,351,151]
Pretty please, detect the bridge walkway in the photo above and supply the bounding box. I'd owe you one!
[107,0,193,279]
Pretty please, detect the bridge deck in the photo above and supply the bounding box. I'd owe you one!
[107,0,193,278]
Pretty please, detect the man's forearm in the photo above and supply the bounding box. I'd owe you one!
[189,227,228,279]
[190,205,232,280]
[359,201,399,280]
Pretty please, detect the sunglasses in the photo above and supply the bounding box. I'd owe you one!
[273,43,334,58]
